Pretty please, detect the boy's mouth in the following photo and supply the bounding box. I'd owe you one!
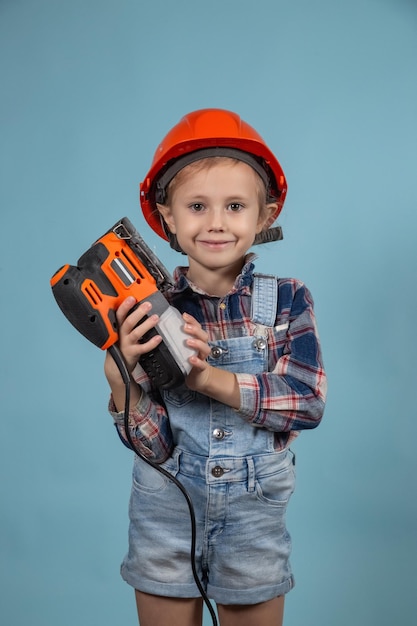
[197,239,235,249]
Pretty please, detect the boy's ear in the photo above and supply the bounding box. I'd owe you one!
[256,202,277,233]
[157,203,176,234]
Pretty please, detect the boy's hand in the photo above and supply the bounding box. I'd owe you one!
[182,312,241,409]
[104,296,162,384]
[182,312,212,391]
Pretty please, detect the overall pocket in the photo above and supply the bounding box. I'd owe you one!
[163,385,196,408]
[132,455,172,494]
[255,451,296,507]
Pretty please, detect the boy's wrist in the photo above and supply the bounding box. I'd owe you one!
[202,367,241,410]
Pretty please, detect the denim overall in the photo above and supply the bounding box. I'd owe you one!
[121,274,295,603]
[164,273,279,457]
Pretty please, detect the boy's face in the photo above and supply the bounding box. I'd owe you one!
[158,160,270,284]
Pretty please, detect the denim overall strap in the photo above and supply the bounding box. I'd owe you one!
[251,273,278,327]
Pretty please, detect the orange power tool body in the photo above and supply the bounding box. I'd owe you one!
[51,217,194,389]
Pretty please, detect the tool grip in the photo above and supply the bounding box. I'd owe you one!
[51,264,118,348]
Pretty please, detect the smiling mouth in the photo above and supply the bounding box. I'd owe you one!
[198,240,235,248]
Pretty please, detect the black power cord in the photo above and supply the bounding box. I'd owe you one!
[108,345,218,626]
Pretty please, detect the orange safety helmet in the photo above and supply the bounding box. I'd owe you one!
[140,108,287,241]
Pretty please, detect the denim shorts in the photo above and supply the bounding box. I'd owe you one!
[121,447,296,605]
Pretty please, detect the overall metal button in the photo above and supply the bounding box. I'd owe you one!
[212,428,225,440]
[211,466,225,478]
[211,346,223,359]
[253,337,267,351]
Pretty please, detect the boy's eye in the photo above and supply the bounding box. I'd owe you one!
[190,203,205,212]
[228,203,243,212]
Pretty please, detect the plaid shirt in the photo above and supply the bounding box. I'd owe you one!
[110,255,327,461]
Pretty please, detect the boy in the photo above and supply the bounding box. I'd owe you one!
[105,109,327,626]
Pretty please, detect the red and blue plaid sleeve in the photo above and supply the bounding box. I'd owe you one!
[109,369,173,462]
[236,279,327,433]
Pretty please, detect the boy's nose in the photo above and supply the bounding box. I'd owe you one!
[207,208,225,231]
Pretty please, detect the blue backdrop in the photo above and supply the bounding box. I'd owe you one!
[1,1,416,624]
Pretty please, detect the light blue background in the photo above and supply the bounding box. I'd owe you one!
[1,1,416,624]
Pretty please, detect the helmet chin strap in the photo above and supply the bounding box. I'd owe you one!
[167,233,186,254]
[166,226,283,254]
[253,226,283,245]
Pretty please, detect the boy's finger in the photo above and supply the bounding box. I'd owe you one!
[117,298,151,325]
